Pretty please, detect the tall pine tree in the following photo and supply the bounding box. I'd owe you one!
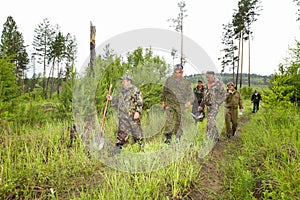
[32,18,56,99]
[0,16,29,94]
[0,57,18,101]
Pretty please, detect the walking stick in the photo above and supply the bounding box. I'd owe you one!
[94,84,112,150]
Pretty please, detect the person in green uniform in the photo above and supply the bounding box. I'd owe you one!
[224,82,243,138]
[161,64,194,144]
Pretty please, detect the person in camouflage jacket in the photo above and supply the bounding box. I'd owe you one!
[191,80,206,123]
[161,64,194,144]
[199,71,226,142]
[225,82,243,139]
[107,75,143,155]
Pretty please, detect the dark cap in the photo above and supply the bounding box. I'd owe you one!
[206,71,215,75]
[174,64,183,70]
[198,80,203,83]
[120,75,132,81]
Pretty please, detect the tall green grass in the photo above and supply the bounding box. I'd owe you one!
[221,106,300,199]
[0,108,213,199]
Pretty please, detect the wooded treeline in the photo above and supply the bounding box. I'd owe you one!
[0,17,77,101]
[219,0,262,89]
[1,0,299,126]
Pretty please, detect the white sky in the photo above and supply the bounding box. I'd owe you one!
[1,0,300,76]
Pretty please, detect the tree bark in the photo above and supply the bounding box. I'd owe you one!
[232,51,235,83]
[90,22,96,76]
[240,30,244,88]
[248,32,251,87]
[235,33,241,89]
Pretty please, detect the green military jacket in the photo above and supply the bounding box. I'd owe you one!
[225,89,243,109]
[161,75,194,106]
[200,78,226,107]
[112,85,143,117]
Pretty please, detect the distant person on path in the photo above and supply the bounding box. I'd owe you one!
[199,71,226,142]
[224,82,243,139]
[107,75,143,155]
[161,64,194,144]
[191,80,206,123]
[251,89,262,113]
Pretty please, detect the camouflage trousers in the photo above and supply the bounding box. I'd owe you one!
[206,105,221,139]
[225,107,238,135]
[164,104,184,138]
[116,116,143,146]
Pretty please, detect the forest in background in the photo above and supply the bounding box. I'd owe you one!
[1,0,300,198]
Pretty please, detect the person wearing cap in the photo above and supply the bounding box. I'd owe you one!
[199,71,226,142]
[191,80,206,123]
[107,74,143,155]
[225,82,243,139]
[161,64,194,144]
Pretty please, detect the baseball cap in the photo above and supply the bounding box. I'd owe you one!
[227,82,234,86]
[120,75,132,81]
[174,64,183,70]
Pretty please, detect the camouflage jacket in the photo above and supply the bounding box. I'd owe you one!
[200,78,226,107]
[225,89,243,109]
[193,85,205,104]
[112,85,143,117]
[161,75,194,106]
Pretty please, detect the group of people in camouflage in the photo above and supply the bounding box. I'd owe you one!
[107,64,251,155]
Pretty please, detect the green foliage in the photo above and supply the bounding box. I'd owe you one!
[58,64,76,124]
[0,116,205,199]
[93,47,168,115]
[220,22,238,74]
[32,18,77,99]
[293,0,300,21]
[265,40,300,107]
[222,106,300,199]
[0,16,29,90]
[140,83,163,112]
[239,86,254,99]
[232,0,261,35]
[0,57,18,101]
[94,56,126,115]
[4,99,60,125]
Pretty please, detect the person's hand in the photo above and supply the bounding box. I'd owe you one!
[185,101,191,108]
[107,94,112,101]
[161,101,165,110]
[134,112,140,120]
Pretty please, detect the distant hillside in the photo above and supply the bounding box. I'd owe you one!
[186,73,271,86]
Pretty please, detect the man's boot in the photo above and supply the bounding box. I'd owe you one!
[232,130,236,136]
[110,144,122,156]
[164,133,172,144]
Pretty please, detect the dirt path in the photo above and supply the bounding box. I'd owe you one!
[188,115,251,200]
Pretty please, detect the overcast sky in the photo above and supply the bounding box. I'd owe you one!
[1,0,300,76]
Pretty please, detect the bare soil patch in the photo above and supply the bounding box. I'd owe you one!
[187,115,251,200]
